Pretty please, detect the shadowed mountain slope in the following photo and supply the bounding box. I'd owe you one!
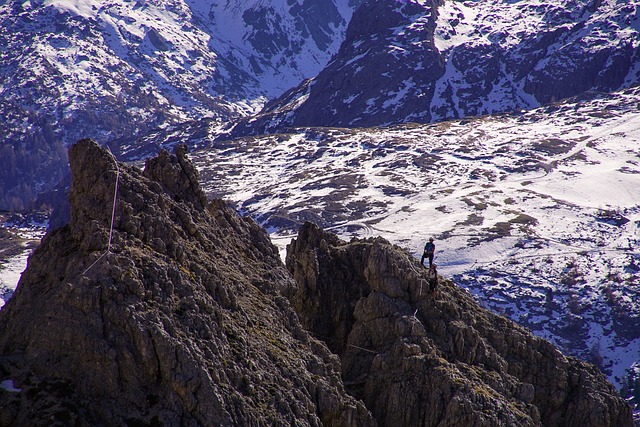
[230,0,640,135]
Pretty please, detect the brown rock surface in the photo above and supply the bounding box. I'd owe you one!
[0,139,374,426]
[285,222,634,427]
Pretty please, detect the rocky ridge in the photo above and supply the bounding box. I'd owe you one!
[180,87,640,413]
[230,0,640,135]
[286,222,633,426]
[0,140,633,426]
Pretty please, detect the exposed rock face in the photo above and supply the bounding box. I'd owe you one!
[284,0,445,128]
[285,222,634,427]
[0,139,633,426]
[0,140,374,426]
[229,0,445,135]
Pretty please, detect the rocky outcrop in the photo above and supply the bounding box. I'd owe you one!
[0,139,633,426]
[0,140,374,426]
[285,222,634,427]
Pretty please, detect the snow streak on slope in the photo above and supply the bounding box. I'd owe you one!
[191,88,640,397]
[246,0,640,133]
[186,0,357,95]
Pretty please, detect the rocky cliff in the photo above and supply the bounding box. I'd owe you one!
[0,140,633,426]
[285,223,634,427]
[0,140,372,426]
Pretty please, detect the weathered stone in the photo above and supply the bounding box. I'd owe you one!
[285,222,633,427]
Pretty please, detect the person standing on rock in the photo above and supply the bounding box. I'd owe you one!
[421,237,435,268]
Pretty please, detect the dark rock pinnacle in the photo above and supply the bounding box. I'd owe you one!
[0,139,373,426]
[285,222,634,427]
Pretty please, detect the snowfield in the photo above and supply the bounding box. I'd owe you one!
[0,213,48,310]
[0,251,29,310]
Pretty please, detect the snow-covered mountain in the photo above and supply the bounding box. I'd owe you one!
[2,0,640,416]
[3,0,639,210]
[0,0,362,209]
[4,0,640,211]
[233,0,640,134]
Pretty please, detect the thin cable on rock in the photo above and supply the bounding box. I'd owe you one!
[82,150,120,276]
[107,154,119,252]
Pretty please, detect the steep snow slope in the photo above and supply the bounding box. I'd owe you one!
[0,0,361,209]
[431,0,640,119]
[0,0,360,139]
[187,0,359,93]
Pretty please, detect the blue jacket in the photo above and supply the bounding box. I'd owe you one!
[424,242,435,254]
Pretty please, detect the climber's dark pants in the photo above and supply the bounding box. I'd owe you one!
[421,252,434,267]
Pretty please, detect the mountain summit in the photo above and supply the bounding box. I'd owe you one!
[0,141,632,425]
